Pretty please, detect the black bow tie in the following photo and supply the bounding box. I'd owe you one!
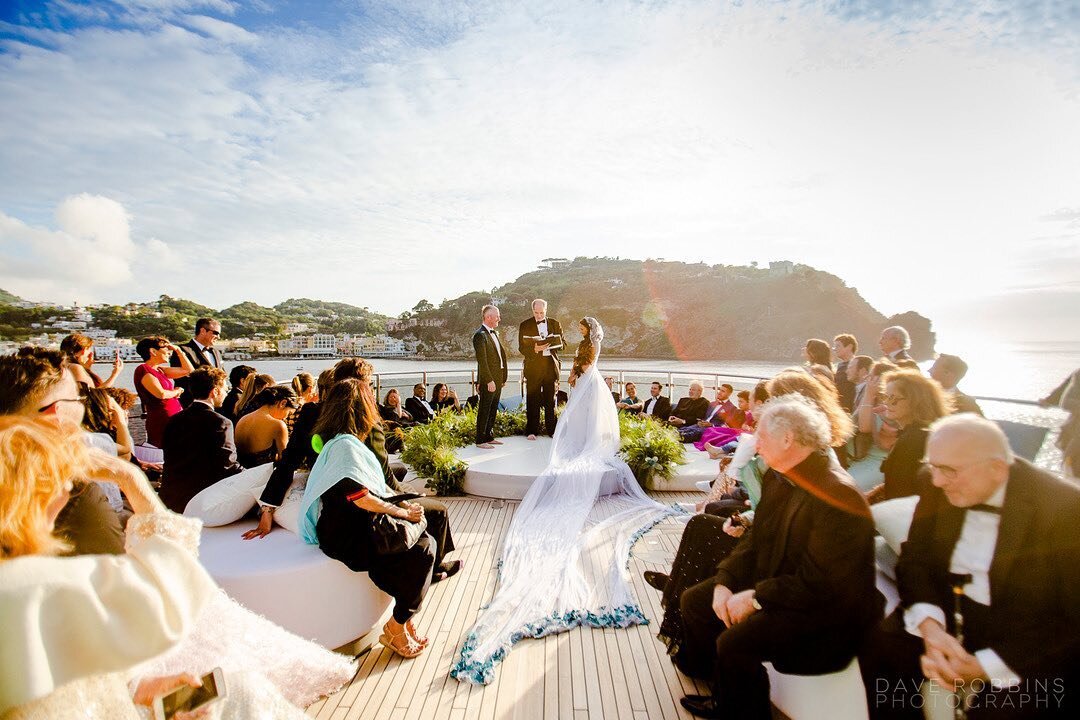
[967,503,1002,515]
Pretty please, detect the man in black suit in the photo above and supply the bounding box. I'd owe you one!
[879,325,912,362]
[160,366,243,513]
[404,383,437,423]
[667,381,710,428]
[929,353,984,416]
[171,317,224,408]
[677,395,880,719]
[518,299,562,439]
[833,333,859,412]
[639,381,671,420]
[473,304,508,448]
[860,414,1080,718]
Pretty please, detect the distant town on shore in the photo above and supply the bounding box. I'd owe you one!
[0,257,935,361]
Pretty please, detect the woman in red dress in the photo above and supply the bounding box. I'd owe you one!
[133,336,193,447]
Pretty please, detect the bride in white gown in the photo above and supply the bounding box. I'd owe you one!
[452,317,676,685]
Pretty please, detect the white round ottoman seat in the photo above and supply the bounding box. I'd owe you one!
[199,520,392,649]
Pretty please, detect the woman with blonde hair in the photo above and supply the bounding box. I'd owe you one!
[233,372,275,419]
[291,372,318,404]
[0,416,355,718]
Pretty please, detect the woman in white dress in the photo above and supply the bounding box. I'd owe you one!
[452,317,676,684]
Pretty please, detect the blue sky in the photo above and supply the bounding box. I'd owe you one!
[1,0,1078,345]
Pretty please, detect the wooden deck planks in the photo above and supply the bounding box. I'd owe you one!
[311,492,705,720]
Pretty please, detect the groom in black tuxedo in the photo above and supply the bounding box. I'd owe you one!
[473,305,508,448]
[518,298,562,439]
[171,317,224,408]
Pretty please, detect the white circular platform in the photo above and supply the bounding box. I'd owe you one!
[456,435,720,500]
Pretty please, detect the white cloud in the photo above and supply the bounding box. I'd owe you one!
[0,1,1078,341]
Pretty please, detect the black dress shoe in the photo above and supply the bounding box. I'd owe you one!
[643,570,669,591]
[679,694,724,719]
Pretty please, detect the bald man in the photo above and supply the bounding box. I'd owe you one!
[860,415,1080,718]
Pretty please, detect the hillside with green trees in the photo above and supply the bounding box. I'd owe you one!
[395,258,936,361]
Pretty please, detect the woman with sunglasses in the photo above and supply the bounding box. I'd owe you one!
[133,336,194,448]
[869,368,949,502]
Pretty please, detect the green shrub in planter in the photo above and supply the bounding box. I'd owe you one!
[427,445,468,496]
[618,413,685,487]
[493,407,528,438]
[431,406,477,448]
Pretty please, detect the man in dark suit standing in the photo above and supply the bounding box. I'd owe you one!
[833,333,859,412]
[676,395,880,719]
[160,366,244,513]
[860,414,1080,718]
[639,381,671,420]
[171,317,224,408]
[518,298,562,440]
[473,304,508,449]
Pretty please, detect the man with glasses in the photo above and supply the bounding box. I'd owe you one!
[172,317,223,408]
[860,414,1080,718]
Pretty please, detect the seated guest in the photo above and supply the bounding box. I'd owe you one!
[405,383,437,423]
[291,371,318,405]
[675,395,880,718]
[133,336,194,447]
[381,388,417,427]
[869,369,949,502]
[668,381,709,428]
[0,350,124,555]
[616,381,644,412]
[555,381,568,407]
[640,381,671,420]
[929,353,983,416]
[160,367,244,514]
[879,325,913,362]
[298,378,436,658]
[860,414,1080,718]
[60,332,123,388]
[233,372,275,419]
[220,364,255,422]
[833,333,859,412]
[845,355,893,491]
[81,386,135,460]
[605,376,620,403]
[465,382,481,409]
[804,337,833,370]
[680,384,736,443]
[430,383,461,413]
[234,385,297,467]
[697,390,753,456]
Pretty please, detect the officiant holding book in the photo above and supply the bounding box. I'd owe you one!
[519,298,563,440]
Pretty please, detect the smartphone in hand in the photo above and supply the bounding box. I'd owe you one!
[152,668,225,720]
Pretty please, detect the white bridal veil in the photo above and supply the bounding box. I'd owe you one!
[452,318,675,684]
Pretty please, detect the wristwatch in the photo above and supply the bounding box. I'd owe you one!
[751,597,762,611]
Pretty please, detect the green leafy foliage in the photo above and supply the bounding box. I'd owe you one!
[618,413,686,488]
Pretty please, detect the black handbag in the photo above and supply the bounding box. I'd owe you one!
[370,493,428,555]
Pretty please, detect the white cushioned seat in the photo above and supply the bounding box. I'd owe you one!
[766,657,869,720]
[199,520,391,649]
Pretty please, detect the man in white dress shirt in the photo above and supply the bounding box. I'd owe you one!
[860,414,1080,718]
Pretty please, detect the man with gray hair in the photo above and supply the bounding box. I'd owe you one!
[518,298,563,439]
[879,326,912,362]
[676,395,879,718]
[860,413,1080,718]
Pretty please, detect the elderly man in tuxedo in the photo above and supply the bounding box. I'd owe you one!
[518,298,562,440]
[879,326,913,362]
[860,414,1080,718]
[171,317,224,408]
[676,394,880,719]
[473,305,508,449]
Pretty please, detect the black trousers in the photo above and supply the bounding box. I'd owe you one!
[369,533,436,623]
[524,373,557,436]
[388,463,455,572]
[476,382,501,444]
[678,579,862,720]
[860,606,1075,719]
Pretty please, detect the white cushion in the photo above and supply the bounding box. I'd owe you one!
[870,495,919,555]
[272,471,309,535]
[184,463,274,527]
[766,657,869,720]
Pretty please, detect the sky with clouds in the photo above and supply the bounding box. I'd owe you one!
[1,0,1078,346]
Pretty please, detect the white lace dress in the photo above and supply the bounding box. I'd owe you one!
[452,319,676,684]
[0,512,354,720]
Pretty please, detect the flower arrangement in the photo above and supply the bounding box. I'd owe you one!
[618,412,686,488]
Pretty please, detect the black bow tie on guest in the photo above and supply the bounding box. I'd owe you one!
[967,503,1002,515]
